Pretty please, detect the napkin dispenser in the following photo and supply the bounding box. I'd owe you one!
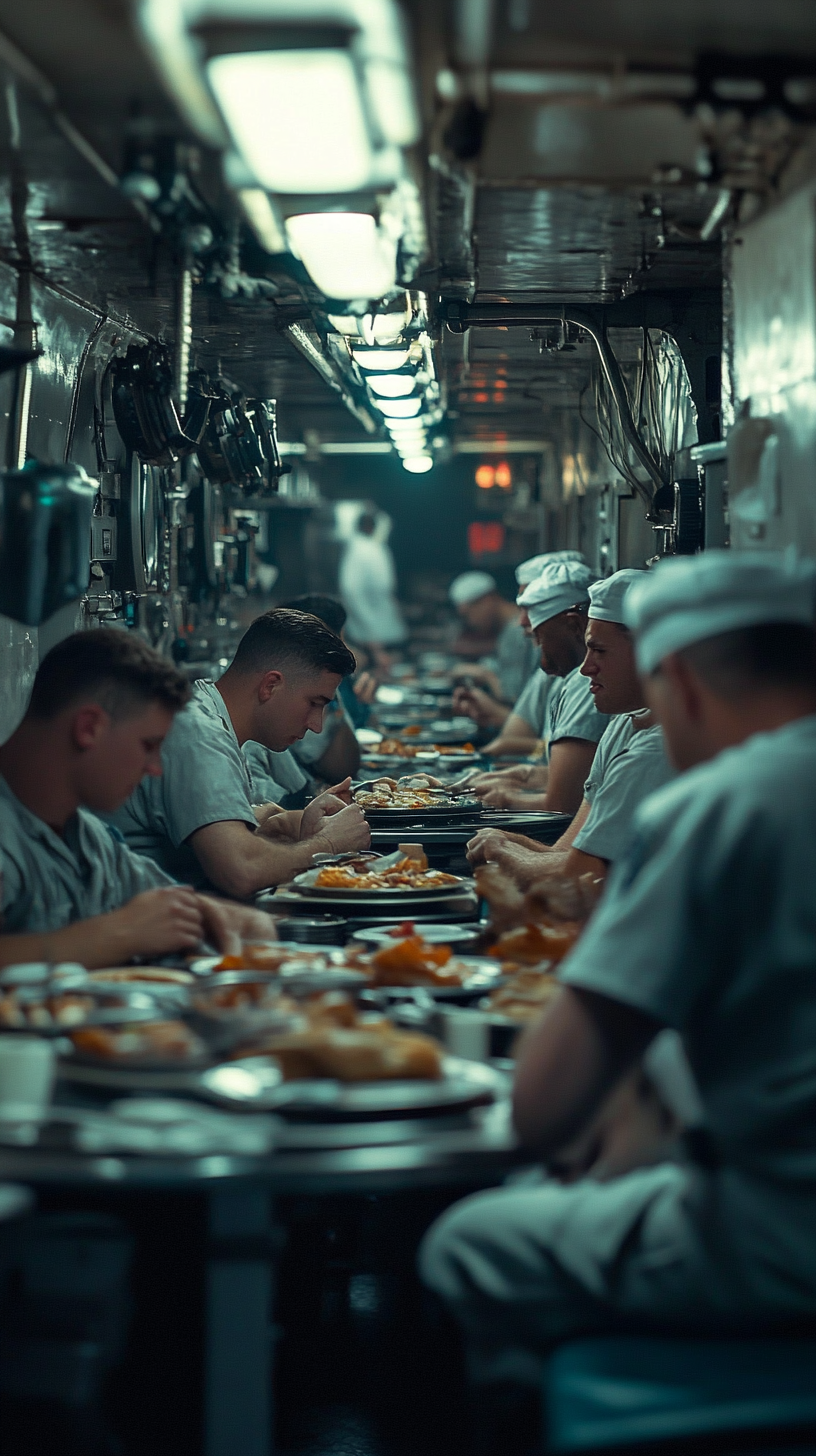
[0,462,97,626]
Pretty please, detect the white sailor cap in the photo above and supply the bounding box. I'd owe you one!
[515,550,587,588]
[518,560,597,629]
[449,570,497,606]
[587,569,645,625]
[624,550,816,674]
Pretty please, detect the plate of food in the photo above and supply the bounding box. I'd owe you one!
[87,966,196,986]
[353,779,481,822]
[352,922,480,949]
[358,935,503,1000]
[188,956,368,997]
[201,992,506,1120]
[58,1018,214,1091]
[0,985,163,1036]
[204,1053,505,1120]
[292,853,464,899]
[362,739,440,762]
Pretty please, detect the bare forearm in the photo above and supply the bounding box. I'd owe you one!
[513,987,659,1154]
[0,913,142,971]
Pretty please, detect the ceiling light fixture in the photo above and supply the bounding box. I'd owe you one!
[375,396,422,419]
[352,347,411,371]
[376,396,423,418]
[286,213,398,300]
[402,454,434,473]
[207,50,373,193]
[367,373,416,398]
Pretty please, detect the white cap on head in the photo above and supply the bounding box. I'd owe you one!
[449,570,497,607]
[624,550,816,674]
[518,560,597,629]
[515,550,587,588]
[587,569,645,625]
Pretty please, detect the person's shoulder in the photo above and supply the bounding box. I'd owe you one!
[633,718,816,837]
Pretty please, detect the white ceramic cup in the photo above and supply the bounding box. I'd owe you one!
[439,1008,490,1062]
[0,1036,56,1122]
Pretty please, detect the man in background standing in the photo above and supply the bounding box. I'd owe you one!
[339,510,407,669]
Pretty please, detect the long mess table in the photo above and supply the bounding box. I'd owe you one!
[0,1094,525,1456]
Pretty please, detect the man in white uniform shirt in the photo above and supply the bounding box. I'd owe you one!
[470,560,610,815]
[421,551,816,1398]
[468,570,674,884]
[461,553,587,757]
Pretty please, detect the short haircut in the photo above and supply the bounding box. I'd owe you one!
[229,607,356,679]
[27,629,191,720]
[358,512,377,534]
[678,622,816,700]
[282,593,347,637]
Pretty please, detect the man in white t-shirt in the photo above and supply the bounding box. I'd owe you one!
[468,569,674,885]
[422,550,816,1393]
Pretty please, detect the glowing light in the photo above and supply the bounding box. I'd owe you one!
[475,464,495,489]
[367,373,416,399]
[495,460,513,488]
[352,348,411,371]
[402,454,433,473]
[376,397,422,418]
[207,51,372,194]
[285,213,397,300]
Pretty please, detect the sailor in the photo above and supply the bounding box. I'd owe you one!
[421,550,816,1384]
[467,569,674,885]
[470,560,611,815]
[244,594,372,797]
[449,570,540,706]
[458,552,586,756]
[0,631,275,968]
[111,608,370,897]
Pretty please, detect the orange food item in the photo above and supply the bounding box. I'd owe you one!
[369,935,464,988]
[489,921,579,966]
[214,955,245,972]
[71,1021,204,1062]
[402,724,422,736]
[376,739,419,758]
[313,858,458,893]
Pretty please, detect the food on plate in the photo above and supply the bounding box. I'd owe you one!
[375,738,422,758]
[488,922,579,966]
[70,1020,206,1063]
[368,935,467,988]
[213,944,291,973]
[354,783,448,811]
[232,996,443,1082]
[89,967,194,985]
[313,857,459,893]
[193,979,291,1015]
[436,743,476,754]
[0,990,98,1028]
[486,968,561,1022]
[402,724,423,736]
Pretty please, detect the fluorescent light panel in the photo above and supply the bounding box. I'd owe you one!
[367,373,416,398]
[207,50,373,193]
[376,396,422,418]
[352,348,411,370]
[286,213,397,300]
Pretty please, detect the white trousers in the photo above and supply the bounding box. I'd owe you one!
[419,1162,816,1385]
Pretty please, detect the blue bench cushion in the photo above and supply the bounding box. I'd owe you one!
[545,1336,816,1451]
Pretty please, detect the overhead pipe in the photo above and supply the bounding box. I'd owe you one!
[441,300,666,503]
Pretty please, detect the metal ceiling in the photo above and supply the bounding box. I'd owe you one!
[0,0,813,459]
